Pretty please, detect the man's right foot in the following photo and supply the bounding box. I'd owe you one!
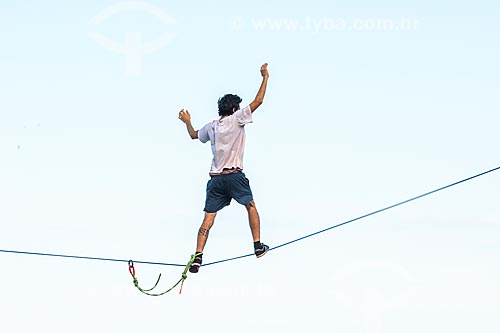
[189,253,203,273]
[255,243,269,258]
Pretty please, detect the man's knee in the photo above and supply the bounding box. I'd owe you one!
[203,212,217,220]
[201,212,216,227]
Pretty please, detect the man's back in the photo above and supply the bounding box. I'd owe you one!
[198,105,253,175]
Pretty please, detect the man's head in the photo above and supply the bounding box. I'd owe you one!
[218,94,242,116]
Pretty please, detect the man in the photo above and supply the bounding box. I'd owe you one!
[178,63,270,273]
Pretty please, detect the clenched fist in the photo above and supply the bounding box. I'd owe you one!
[178,109,191,123]
[260,63,269,78]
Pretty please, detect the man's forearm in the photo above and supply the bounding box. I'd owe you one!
[255,76,269,104]
[250,76,269,111]
[185,121,198,139]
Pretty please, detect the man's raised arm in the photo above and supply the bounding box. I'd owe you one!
[249,63,269,113]
[178,109,198,139]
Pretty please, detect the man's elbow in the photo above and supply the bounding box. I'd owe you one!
[190,131,199,139]
[251,99,263,111]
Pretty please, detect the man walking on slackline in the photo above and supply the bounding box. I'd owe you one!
[178,63,270,273]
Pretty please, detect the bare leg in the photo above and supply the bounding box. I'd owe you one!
[195,212,217,253]
[246,200,261,242]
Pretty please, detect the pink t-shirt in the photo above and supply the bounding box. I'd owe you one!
[198,105,253,175]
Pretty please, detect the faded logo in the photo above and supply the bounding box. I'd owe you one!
[89,2,176,76]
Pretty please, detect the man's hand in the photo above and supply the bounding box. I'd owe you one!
[178,109,191,124]
[260,63,269,78]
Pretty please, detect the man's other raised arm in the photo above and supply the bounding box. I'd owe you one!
[249,63,269,113]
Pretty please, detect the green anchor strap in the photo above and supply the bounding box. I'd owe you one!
[128,254,196,296]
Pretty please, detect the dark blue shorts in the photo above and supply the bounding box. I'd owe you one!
[204,172,254,213]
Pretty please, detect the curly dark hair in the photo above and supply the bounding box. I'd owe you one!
[218,94,242,116]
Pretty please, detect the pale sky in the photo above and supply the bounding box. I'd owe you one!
[1,1,499,332]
